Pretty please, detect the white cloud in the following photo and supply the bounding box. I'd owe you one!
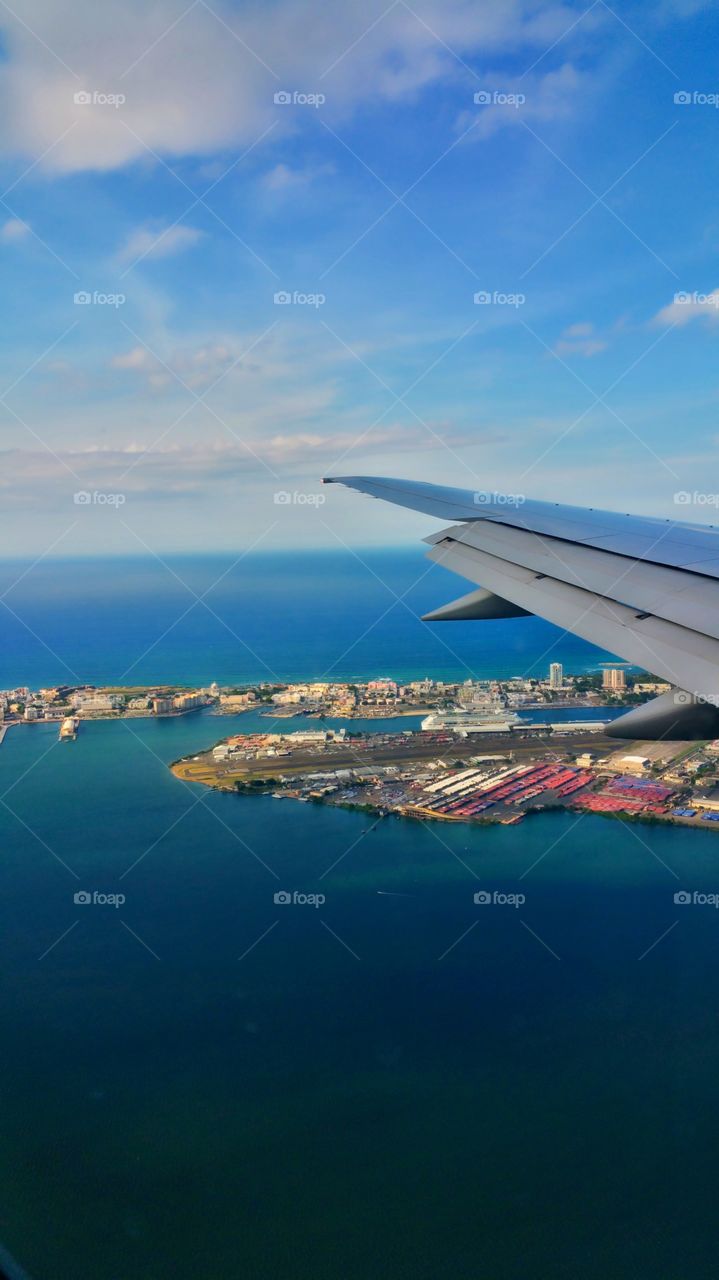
[262,162,334,192]
[554,321,607,357]
[117,224,205,263]
[0,425,469,508]
[0,1,601,174]
[459,62,590,141]
[109,339,251,391]
[0,217,30,241]
[652,288,719,327]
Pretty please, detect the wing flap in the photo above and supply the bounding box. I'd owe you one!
[425,520,719,642]
[429,534,719,699]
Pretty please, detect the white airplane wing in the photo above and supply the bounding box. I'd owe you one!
[323,474,719,739]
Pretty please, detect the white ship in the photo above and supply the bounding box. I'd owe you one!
[59,716,79,740]
[421,708,521,735]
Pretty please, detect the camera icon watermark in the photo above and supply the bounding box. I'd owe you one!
[274,889,325,907]
[73,490,126,507]
[474,889,526,907]
[673,490,719,507]
[474,490,525,508]
[474,290,525,308]
[273,290,325,308]
[273,90,325,108]
[474,90,526,108]
[74,290,125,308]
[674,290,719,307]
[73,89,126,109]
[74,889,126,907]
[273,490,325,507]
[673,689,719,709]
[674,90,719,108]
[674,889,719,907]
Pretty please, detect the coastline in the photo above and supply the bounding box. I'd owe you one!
[170,719,713,834]
[171,760,717,834]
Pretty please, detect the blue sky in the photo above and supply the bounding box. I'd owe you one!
[0,0,718,555]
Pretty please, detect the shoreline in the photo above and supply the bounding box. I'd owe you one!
[170,721,710,834]
[171,759,711,834]
[171,765,716,835]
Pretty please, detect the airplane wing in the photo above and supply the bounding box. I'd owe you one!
[323,474,719,739]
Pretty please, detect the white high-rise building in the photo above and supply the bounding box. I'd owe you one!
[549,663,563,690]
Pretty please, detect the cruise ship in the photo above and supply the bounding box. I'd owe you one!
[59,716,79,741]
[421,708,521,735]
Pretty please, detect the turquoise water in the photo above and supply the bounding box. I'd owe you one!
[1,714,718,1278]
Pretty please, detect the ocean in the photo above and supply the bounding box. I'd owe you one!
[0,550,623,687]
[0,554,711,1280]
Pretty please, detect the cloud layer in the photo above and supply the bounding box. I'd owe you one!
[0,0,586,172]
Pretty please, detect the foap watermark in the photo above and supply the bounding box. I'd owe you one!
[674,690,719,709]
[474,889,526,908]
[674,490,719,507]
[274,90,325,108]
[73,90,126,109]
[74,889,126,908]
[474,290,525,308]
[674,90,719,108]
[674,290,719,308]
[274,290,325,308]
[274,889,325,907]
[674,889,719,908]
[74,490,126,507]
[74,290,125,308]
[274,490,325,507]
[474,90,526,108]
[474,490,525,508]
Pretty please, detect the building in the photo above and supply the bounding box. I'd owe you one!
[219,693,256,709]
[73,692,123,712]
[549,663,563,690]
[152,697,174,716]
[272,686,310,705]
[285,729,347,744]
[693,787,719,812]
[173,693,204,711]
[618,754,651,774]
[602,667,627,691]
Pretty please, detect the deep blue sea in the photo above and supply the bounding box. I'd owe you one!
[0,551,623,687]
[0,554,714,1280]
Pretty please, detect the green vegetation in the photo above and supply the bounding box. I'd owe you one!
[234,777,280,793]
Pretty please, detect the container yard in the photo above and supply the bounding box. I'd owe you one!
[409,761,596,821]
[571,774,675,816]
[171,726,719,833]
